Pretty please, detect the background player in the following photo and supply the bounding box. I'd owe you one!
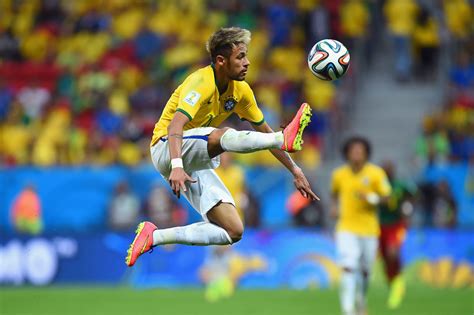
[379,161,416,310]
[331,137,392,315]
[126,27,318,267]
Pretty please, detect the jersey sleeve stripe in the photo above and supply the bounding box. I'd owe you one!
[176,108,193,121]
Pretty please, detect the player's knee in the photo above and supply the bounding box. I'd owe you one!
[342,267,354,273]
[208,127,233,158]
[209,127,232,143]
[387,246,399,259]
[362,270,369,278]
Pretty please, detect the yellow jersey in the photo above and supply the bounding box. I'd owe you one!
[331,163,392,236]
[151,65,265,146]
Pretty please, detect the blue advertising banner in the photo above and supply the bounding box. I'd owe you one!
[0,167,292,233]
[1,229,473,288]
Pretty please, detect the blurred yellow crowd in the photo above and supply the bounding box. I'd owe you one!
[0,0,472,168]
[0,0,347,168]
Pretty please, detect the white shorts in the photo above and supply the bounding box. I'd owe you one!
[150,127,235,221]
[336,231,378,273]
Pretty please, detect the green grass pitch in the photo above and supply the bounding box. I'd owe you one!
[0,286,472,315]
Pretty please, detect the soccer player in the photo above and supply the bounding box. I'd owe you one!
[330,137,392,315]
[379,161,415,310]
[125,27,318,267]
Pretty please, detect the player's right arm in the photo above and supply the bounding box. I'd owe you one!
[167,74,212,198]
[167,112,196,198]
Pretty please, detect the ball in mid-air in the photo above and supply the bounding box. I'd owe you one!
[307,39,350,81]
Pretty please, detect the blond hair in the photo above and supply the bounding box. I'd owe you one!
[206,27,251,62]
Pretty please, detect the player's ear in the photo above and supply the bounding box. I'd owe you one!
[216,55,226,66]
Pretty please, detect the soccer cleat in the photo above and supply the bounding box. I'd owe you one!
[387,275,406,309]
[125,221,157,267]
[281,103,312,152]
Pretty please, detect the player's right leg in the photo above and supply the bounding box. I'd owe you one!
[356,236,378,315]
[336,231,361,315]
[207,103,312,157]
[126,202,240,267]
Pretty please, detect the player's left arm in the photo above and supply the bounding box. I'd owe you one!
[236,84,319,201]
[252,121,320,201]
[363,168,392,206]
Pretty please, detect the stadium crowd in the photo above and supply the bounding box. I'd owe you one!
[0,0,365,169]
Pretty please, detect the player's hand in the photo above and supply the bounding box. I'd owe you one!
[168,167,196,198]
[292,167,320,201]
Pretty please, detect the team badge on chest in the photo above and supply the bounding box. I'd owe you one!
[223,96,237,111]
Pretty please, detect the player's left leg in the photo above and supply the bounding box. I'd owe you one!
[356,236,378,315]
[336,231,361,315]
[385,223,406,309]
[125,211,234,267]
[207,103,312,156]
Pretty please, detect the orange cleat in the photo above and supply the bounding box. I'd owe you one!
[281,103,312,152]
[125,221,157,267]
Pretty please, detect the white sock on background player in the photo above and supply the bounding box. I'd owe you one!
[152,222,232,246]
[355,271,369,312]
[220,128,283,153]
[340,270,357,315]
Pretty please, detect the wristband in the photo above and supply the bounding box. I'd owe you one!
[366,192,380,205]
[171,158,183,169]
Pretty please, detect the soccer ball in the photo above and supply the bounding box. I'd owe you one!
[307,39,350,81]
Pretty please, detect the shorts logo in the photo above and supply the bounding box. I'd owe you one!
[224,96,237,111]
[184,91,201,106]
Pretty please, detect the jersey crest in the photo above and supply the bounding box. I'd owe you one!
[224,96,237,111]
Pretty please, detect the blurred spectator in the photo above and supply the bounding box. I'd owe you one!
[384,0,419,81]
[413,7,440,80]
[215,153,262,226]
[443,0,472,43]
[465,155,474,197]
[340,0,370,70]
[266,0,297,47]
[133,24,163,62]
[449,51,474,91]
[242,186,261,228]
[432,180,457,228]
[145,183,187,228]
[10,184,43,235]
[215,153,246,219]
[108,181,140,231]
[199,245,266,302]
[415,117,450,164]
[418,180,457,228]
[0,28,22,61]
[0,78,13,120]
[307,2,330,44]
[286,190,324,227]
[17,80,51,121]
[199,246,235,302]
[0,101,32,165]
